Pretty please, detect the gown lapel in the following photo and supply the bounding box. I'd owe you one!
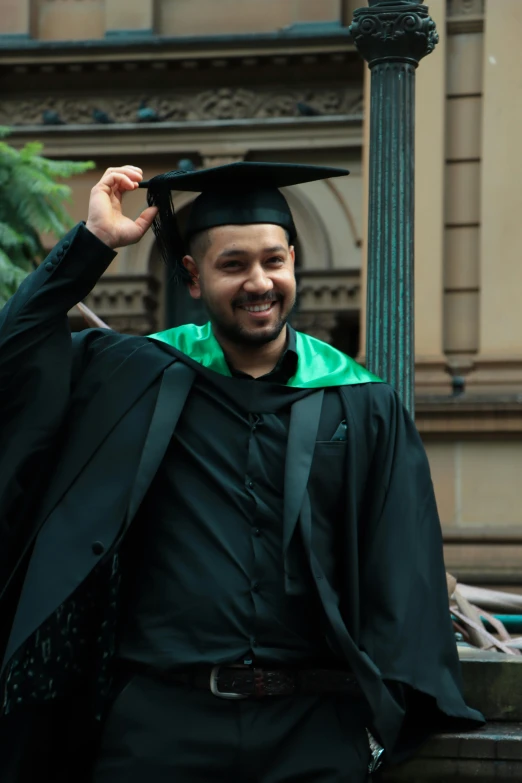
[283,389,324,594]
[37,341,176,527]
[124,361,196,528]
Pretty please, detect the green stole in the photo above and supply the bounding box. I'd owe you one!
[149,322,382,388]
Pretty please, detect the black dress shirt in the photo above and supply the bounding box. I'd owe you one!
[119,326,336,668]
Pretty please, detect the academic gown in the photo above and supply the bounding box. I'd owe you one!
[0,223,483,782]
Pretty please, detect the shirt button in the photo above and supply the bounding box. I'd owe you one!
[252,528,261,537]
[44,262,54,272]
[247,480,254,490]
[91,541,105,556]
[251,582,260,593]
[251,638,258,647]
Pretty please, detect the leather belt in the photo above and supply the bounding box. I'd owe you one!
[122,662,362,700]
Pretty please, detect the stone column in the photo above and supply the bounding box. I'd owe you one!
[357,67,371,367]
[349,0,438,416]
[1,0,31,39]
[105,0,155,36]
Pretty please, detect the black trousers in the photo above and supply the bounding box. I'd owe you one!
[92,672,372,782]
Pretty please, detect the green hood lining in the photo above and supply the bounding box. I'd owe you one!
[148,322,383,389]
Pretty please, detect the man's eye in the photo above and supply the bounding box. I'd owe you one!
[267,257,284,264]
[223,261,241,269]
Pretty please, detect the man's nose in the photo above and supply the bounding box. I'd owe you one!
[243,264,274,294]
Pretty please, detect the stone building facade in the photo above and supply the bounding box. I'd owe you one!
[1,0,522,586]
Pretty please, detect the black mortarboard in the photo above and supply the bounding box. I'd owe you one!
[139,161,349,284]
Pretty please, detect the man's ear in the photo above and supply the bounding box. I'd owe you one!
[182,255,201,299]
[289,245,296,267]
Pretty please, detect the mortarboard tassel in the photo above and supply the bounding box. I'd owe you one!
[146,171,192,285]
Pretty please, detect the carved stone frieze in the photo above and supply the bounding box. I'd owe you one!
[291,313,339,345]
[0,86,363,126]
[82,274,160,335]
[297,270,361,313]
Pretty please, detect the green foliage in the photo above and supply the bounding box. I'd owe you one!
[0,126,95,307]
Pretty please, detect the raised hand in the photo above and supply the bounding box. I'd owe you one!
[85,165,158,250]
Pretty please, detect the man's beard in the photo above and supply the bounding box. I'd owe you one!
[204,292,296,347]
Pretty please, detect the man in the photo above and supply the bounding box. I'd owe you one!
[0,162,482,782]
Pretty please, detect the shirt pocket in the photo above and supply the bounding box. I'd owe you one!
[307,442,347,583]
[309,441,347,514]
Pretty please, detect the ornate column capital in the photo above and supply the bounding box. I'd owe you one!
[349,0,439,67]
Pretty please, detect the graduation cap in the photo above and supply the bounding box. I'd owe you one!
[138,161,349,284]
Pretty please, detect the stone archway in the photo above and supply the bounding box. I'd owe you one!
[284,187,333,270]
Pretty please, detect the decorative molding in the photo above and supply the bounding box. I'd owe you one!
[0,87,363,127]
[0,31,354,58]
[291,313,339,344]
[463,356,522,396]
[81,274,160,335]
[0,45,357,78]
[447,0,484,18]
[416,397,522,434]
[446,16,484,34]
[297,270,361,313]
[446,0,484,33]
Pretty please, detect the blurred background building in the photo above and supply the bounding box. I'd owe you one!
[1,0,522,588]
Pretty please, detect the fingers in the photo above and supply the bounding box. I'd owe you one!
[94,166,143,193]
[104,165,143,178]
[134,205,159,235]
[105,172,140,192]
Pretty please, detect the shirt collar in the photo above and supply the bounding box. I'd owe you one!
[228,324,298,384]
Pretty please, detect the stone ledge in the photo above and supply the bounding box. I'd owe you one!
[0,29,354,56]
[383,656,522,780]
[416,395,522,434]
[459,653,522,721]
[6,116,362,158]
[444,540,522,587]
[383,724,522,782]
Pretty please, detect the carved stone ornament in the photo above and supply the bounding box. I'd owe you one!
[447,0,484,17]
[0,87,363,127]
[349,0,439,67]
[297,270,361,313]
[291,313,339,345]
[82,274,160,335]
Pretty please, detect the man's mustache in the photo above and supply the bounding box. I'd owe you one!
[233,292,282,307]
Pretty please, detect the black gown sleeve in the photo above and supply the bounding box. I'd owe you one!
[0,223,117,592]
[356,384,484,761]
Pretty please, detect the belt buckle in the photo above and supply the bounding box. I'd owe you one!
[210,665,250,700]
